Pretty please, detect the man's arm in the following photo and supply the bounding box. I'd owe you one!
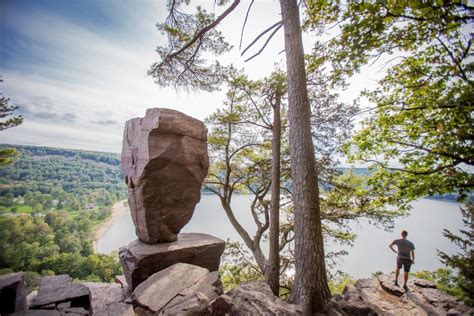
[389,241,398,254]
[411,250,415,264]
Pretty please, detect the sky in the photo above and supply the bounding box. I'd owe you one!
[0,0,379,153]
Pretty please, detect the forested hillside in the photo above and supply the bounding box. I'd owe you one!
[0,145,124,202]
[0,144,126,282]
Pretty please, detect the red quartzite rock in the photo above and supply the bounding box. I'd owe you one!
[0,272,27,314]
[132,263,223,315]
[83,282,134,315]
[209,281,302,315]
[335,273,473,316]
[121,108,209,244]
[29,275,91,312]
[119,232,225,291]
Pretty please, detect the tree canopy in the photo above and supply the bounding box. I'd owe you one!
[305,1,473,204]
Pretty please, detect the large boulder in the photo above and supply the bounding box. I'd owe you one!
[121,108,209,244]
[336,273,474,316]
[0,272,27,314]
[29,275,91,312]
[84,282,134,315]
[209,281,302,315]
[119,232,225,291]
[131,263,223,315]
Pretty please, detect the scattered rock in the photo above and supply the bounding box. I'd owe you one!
[335,284,377,316]
[209,281,302,315]
[413,278,436,288]
[30,275,91,312]
[94,302,134,316]
[121,108,209,244]
[377,274,406,297]
[336,273,474,316]
[60,307,89,315]
[10,310,61,315]
[345,277,426,315]
[57,301,71,310]
[84,282,124,314]
[160,291,211,315]
[0,272,28,314]
[114,275,129,294]
[119,232,225,290]
[131,263,223,315]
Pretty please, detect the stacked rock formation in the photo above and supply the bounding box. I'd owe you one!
[0,108,301,315]
[118,108,226,291]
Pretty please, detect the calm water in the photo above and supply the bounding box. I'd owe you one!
[96,196,464,278]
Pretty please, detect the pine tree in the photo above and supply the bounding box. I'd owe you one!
[0,78,23,166]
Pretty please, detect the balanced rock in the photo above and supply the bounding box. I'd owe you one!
[119,232,225,290]
[30,275,91,312]
[121,108,209,244]
[0,272,27,314]
[209,281,302,315]
[132,263,223,315]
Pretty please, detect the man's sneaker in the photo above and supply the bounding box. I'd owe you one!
[403,284,408,291]
[394,281,399,287]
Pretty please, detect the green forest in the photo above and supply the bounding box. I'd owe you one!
[0,145,125,282]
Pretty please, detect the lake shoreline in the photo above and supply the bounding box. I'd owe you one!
[92,199,128,252]
[95,197,463,278]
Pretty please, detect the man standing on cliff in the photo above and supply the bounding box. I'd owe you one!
[389,230,415,290]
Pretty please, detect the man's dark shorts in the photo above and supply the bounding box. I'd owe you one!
[397,258,412,272]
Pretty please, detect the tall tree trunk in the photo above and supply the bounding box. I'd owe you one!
[279,0,331,313]
[267,91,281,296]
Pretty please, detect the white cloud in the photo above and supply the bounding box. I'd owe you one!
[1,0,384,153]
[0,2,231,152]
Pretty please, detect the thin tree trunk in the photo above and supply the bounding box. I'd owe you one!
[279,0,331,313]
[267,91,281,296]
[220,198,268,273]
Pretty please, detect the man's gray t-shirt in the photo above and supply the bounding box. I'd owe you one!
[391,238,415,260]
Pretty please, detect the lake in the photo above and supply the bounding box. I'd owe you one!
[96,195,464,278]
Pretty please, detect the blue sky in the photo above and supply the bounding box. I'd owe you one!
[0,0,373,153]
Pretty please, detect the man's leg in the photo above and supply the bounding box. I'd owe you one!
[403,260,412,290]
[395,259,401,286]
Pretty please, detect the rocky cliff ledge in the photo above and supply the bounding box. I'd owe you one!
[335,273,473,316]
[2,270,472,315]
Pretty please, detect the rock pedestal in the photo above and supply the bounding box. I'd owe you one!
[0,272,27,314]
[121,108,209,244]
[119,232,225,291]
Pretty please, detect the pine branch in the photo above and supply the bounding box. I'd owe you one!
[240,21,282,57]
